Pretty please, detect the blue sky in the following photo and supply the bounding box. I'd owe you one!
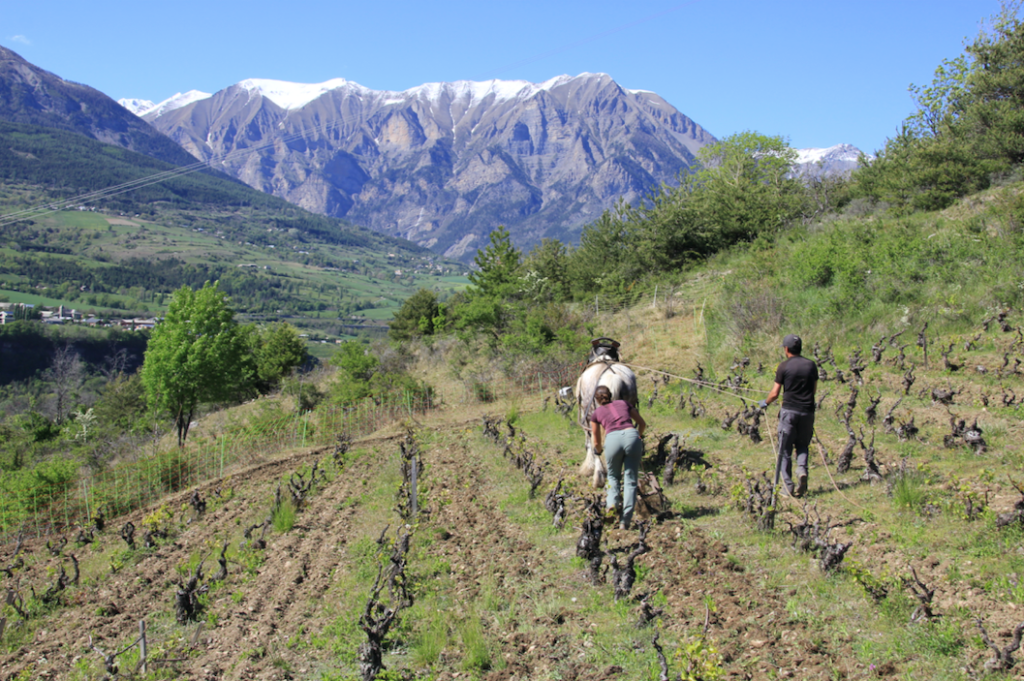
[2,0,997,153]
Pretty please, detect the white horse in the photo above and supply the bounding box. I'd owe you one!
[575,339,638,488]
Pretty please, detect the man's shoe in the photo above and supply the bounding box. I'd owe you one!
[796,469,808,497]
[619,520,631,531]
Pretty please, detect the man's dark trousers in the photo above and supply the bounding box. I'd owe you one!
[777,408,814,493]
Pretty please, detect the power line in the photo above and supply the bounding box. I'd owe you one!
[0,112,358,227]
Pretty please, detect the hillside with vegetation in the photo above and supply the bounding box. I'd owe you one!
[0,120,467,327]
[2,4,1024,681]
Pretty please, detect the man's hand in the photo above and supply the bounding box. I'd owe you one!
[758,399,768,409]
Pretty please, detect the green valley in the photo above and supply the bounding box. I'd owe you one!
[0,120,469,342]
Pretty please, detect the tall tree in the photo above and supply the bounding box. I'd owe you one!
[960,1,1024,164]
[684,131,803,249]
[857,2,1024,211]
[140,282,248,446]
[46,342,82,426]
[388,289,440,342]
[468,225,521,299]
[523,238,572,302]
[456,226,523,339]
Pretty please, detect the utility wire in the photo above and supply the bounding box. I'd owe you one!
[0,114,353,226]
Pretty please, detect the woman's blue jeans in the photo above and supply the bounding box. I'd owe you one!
[604,427,643,524]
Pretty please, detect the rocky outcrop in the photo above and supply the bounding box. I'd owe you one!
[142,74,715,259]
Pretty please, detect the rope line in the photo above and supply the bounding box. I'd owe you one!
[623,362,868,512]
[621,362,768,399]
[815,430,869,512]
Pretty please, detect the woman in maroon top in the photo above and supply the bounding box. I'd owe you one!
[590,385,647,529]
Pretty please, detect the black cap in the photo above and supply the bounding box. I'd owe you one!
[782,334,802,353]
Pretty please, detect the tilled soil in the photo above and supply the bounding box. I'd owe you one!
[0,421,1019,680]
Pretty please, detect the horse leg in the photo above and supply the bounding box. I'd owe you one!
[580,430,607,489]
[580,433,607,490]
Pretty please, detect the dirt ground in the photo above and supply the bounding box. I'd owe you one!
[3,355,1024,679]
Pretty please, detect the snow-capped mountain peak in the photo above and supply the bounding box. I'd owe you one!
[236,78,360,110]
[141,73,621,119]
[399,79,534,106]
[138,90,212,118]
[117,98,156,116]
[795,143,863,166]
[393,73,613,108]
[792,143,867,179]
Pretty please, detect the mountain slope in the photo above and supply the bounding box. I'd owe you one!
[0,46,200,168]
[0,120,459,328]
[141,74,715,259]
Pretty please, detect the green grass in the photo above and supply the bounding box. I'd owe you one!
[457,613,492,671]
[891,472,928,511]
[0,289,84,308]
[0,181,467,334]
[271,498,297,533]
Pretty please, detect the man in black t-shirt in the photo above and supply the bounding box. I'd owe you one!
[759,334,817,497]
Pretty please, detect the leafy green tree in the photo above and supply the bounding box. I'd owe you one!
[389,289,440,342]
[244,323,308,393]
[854,127,930,212]
[907,55,971,138]
[140,282,248,446]
[959,3,1024,164]
[92,372,151,436]
[330,342,379,381]
[567,200,638,298]
[857,3,1024,212]
[684,131,803,249]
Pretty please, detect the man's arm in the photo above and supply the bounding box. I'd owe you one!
[760,382,782,409]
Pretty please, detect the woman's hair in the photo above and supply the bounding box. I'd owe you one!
[595,386,612,405]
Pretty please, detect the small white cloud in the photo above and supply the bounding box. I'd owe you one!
[10,35,31,45]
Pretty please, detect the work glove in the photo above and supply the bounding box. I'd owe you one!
[758,399,768,409]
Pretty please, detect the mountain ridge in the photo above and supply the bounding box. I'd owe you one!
[135,73,716,260]
[0,45,201,168]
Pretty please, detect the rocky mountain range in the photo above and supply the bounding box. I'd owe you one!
[129,74,715,259]
[0,44,864,263]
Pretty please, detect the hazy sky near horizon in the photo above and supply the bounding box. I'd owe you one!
[2,0,998,153]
